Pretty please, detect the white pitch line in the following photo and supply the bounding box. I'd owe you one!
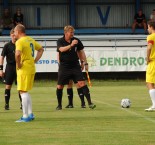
[93,99,155,124]
[45,130,155,133]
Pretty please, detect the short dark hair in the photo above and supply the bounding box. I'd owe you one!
[10,28,14,35]
[148,21,155,29]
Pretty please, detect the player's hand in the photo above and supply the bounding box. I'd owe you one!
[146,57,151,65]
[84,63,88,71]
[16,63,22,69]
[81,63,84,71]
[71,40,78,47]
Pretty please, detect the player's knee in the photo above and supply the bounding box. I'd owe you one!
[57,85,64,89]
[78,81,86,87]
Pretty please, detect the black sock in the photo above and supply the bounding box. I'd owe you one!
[56,88,63,106]
[81,85,92,105]
[18,91,22,105]
[77,88,85,106]
[67,88,73,105]
[5,89,10,105]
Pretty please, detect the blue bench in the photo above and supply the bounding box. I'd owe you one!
[1,28,146,35]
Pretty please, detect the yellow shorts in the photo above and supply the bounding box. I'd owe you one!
[17,74,35,91]
[146,61,155,83]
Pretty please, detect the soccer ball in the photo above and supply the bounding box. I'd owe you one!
[121,98,131,108]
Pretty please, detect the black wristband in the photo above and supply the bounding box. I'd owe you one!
[84,63,88,65]
[0,65,3,70]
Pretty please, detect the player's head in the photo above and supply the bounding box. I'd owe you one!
[147,21,155,34]
[14,24,25,39]
[10,28,16,43]
[64,25,75,39]
[10,28,14,35]
[138,9,143,16]
[16,7,21,14]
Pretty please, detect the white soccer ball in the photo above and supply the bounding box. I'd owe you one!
[121,98,131,108]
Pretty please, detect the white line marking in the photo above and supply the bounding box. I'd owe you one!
[45,130,155,133]
[93,99,155,124]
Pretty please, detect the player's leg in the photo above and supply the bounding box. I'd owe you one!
[142,22,147,33]
[27,93,34,120]
[20,91,29,118]
[3,65,15,110]
[16,74,34,122]
[15,75,22,109]
[26,74,35,119]
[4,85,11,110]
[18,91,22,109]
[56,85,64,110]
[73,66,96,109]
[132,22,138,33]
[76,83,86,108]
[145,83,155,111]
[66,80,74,108]
[56,67,70,110]
[145,61,155,111]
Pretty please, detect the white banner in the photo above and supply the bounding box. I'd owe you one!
[35,50,147,72]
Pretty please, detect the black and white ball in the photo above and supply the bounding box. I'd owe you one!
[121,98,131,108]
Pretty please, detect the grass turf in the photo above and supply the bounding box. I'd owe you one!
[0,80,155,145]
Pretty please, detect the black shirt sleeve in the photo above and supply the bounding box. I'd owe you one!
[57,38,62,52]
[76,38,84,51]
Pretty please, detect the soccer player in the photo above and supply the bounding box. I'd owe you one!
[0,28,22,110]
[14,24,44,122]
[57,52,86,108]
[145,21,155,111]
[56,25,96,110]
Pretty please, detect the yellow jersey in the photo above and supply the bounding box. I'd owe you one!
[16,36,42,75]
[147,33,155,60]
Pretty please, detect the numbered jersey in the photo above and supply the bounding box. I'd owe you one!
[16,36,42,75]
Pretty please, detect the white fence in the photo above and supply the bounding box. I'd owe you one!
[0,35,147,72]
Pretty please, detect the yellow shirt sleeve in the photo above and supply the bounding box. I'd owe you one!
[34,41,42,51]
[147,34,154,45]
[16,39,23,51]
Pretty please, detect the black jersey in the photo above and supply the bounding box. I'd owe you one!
[134,13,146,23]
[13,13,23,24]
[1,41,16,65]
[57,36,84,68]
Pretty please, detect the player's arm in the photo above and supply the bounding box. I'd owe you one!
[77,49,88,71]
[146,43,153,64]
[58,40,78,52]
[57,52,60,64]
[34,47,44,63]
[77,51,84,70]
[0,56,4,77]
[15,50,22,69]
[0,44,7,76]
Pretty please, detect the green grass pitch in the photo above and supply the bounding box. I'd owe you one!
[0,80,155,145]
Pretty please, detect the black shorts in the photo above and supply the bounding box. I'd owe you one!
[58,64,85,85]
[3,64,16,85]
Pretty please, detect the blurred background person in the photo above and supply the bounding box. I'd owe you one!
[13,7,23,26]
[132,9,147,33]
[0,8,14,30]
[150,9,155,22]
